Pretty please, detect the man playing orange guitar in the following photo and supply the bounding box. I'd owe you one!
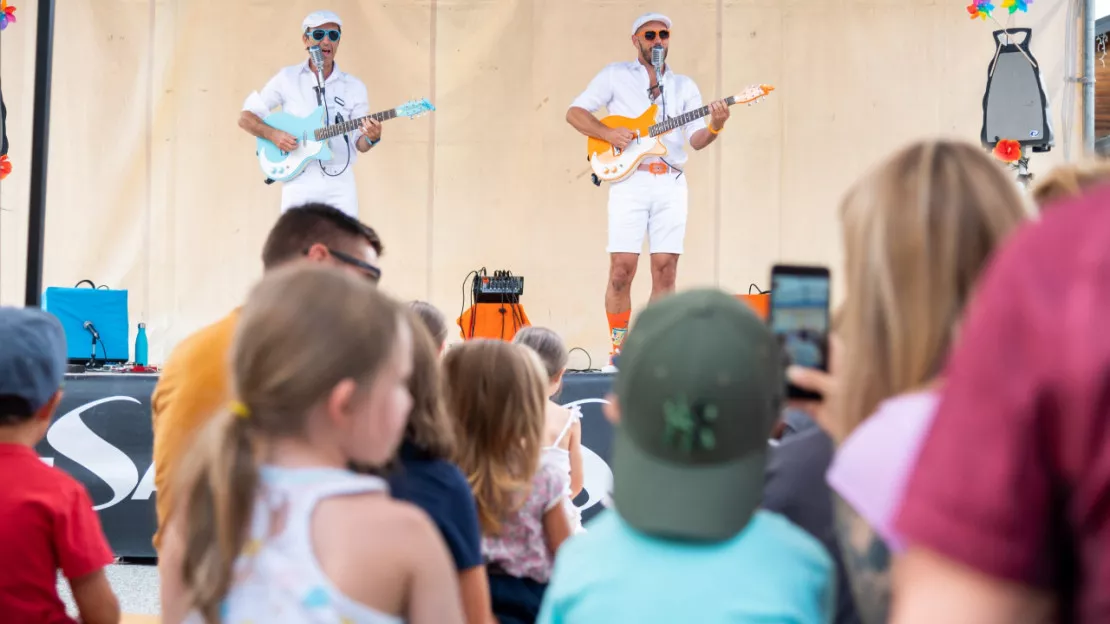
[567,12,730,366]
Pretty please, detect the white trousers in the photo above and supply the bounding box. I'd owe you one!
[280,162,359,218]
[606,170,688,255]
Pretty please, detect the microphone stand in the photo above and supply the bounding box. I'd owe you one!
[315,66,326,106]
[308,46,327,106]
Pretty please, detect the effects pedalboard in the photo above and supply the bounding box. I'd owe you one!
[473,271,524,304]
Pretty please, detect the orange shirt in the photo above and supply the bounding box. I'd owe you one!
[150,309,239,550]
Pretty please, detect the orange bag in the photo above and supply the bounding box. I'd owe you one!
[457,303,531,341]
[737,284,770,320]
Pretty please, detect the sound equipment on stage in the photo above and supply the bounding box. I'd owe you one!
[981,28,1053,154]
[458,269,530,341]
[43,280,130,365]
[474,271,524,303]
[738,283,770,320]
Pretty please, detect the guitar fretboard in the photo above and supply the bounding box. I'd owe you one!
[648,95,737,137]
[314,109,398,140]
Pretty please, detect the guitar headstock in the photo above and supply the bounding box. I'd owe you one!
[731,84,775,105]
[396,98,436,119]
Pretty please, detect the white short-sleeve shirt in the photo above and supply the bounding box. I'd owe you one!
[570,61,707,168]
[243,61,370,215]
[242,61,371,170]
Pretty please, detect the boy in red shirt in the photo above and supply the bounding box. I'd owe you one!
[0,307,119,624]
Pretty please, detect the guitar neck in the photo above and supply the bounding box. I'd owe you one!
[315,108,398,141]
[648,95,737,137]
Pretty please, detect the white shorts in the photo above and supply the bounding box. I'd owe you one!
[280,164,359,217]
[606,170,688,255]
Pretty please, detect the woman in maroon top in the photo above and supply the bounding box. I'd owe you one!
[892,185,1110,623]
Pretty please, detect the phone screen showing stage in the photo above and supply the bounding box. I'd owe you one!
[770,269,830,372]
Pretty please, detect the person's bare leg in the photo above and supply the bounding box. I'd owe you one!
[606,253,638,357]
[650,253,679,301]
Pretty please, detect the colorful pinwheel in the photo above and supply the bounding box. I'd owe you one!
[1001,0,1031,13]
[966,0,994,19]
[0,0,16,30]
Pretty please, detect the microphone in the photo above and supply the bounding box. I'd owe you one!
[651,45,665,75]
[308,45,325,72]
[308,45,327,105]
[82,321,100,341]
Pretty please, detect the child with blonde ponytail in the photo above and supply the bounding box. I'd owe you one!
[158,263,464,624]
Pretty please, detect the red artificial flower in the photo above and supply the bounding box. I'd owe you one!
[993,139,1022,163]
[0,155,11,180]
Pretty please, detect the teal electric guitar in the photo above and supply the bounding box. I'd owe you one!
[256,98,435,182]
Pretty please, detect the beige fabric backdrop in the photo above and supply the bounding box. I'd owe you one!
[0,0,1083,365]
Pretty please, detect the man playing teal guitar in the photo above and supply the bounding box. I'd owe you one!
[239,10,432,218]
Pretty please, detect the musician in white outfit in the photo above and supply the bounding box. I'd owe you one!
[567,12,730,365]
[239,10,381,217]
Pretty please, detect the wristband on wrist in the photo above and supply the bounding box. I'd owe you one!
[708,123,722,135]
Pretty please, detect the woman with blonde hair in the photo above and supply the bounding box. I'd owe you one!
[788,139,1029,624]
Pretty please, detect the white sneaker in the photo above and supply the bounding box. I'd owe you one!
[601,364,618,373]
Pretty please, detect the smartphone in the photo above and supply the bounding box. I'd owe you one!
[768,265,831,400]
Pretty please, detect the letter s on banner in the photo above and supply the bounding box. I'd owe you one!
[45,396,141,510]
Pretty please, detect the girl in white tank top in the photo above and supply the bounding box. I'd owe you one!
[513,327,586,533]
[157,265,464,624]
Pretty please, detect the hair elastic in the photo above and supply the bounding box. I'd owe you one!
[230,400,251,419]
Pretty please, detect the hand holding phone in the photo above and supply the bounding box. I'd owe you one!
[768,265,831,400]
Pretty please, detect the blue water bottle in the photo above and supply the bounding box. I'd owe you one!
[135,322,149,366]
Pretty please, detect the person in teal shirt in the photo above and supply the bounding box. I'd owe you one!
[537,289,835,623]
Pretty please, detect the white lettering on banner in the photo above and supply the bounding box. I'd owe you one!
[36,395,612,513]
[132,463,157,500]
[560,397,615,512]
[40,396,147,510]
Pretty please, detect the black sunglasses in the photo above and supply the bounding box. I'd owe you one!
[641,29,669,41]
[304,247,382,282]
[307,28,341,42]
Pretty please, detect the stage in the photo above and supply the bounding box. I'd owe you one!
[36,370,617,559]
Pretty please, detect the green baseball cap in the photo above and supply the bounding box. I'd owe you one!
[611,288,784,542]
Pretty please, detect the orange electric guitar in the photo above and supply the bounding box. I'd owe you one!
[586,84,774,183]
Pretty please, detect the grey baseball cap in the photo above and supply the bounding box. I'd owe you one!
[0,307,68,416]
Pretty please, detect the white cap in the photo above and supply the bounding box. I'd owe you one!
[302,10,342,31]
[631,12,671,35]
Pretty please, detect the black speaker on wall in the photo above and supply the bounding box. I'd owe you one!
[981,28,1053,153]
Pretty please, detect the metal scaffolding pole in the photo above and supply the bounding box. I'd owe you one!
[24,0,56,307]
[1083,0,1096,154]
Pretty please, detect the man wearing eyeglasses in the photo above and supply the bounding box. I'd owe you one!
[239,10,381,218]
[151,203,383,557]
[567,12,730,368]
